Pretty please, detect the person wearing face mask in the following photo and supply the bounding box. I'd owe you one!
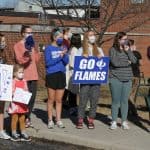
[109,32,137,130]
[8,64,31,141]
[14,25,41,128]
[0,33,11,140]
[24,34,35,53]
[62,28,74,109]
[128,39,142,116]
[67,33,82,116]
[44,28,69,129]
[76,30,104,129]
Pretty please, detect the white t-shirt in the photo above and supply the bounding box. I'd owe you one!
[69,47,82,68]
[77,46,104,57]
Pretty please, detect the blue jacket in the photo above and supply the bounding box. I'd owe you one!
[44,45,69,75]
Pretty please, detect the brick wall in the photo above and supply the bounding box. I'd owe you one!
[2,32,50,86]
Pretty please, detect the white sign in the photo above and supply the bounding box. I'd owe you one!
[0,64,13,101]
[13,88,32,105]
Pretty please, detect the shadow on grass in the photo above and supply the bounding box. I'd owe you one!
[128,101,150,132]
[97,101,150,132]
[97,103,111,109]
[128,115,150,132]
[32,106,70,125]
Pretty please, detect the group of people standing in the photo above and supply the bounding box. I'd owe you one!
[0,24,146,142]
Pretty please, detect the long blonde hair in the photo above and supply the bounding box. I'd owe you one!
[82,30,99,56]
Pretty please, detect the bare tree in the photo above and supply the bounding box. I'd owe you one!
[97,0,150,44]
[22,0,150,45]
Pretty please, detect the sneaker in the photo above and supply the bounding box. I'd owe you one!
[11,133,20,142]
[87,117,95,129]
[110,121,117,130]
[122,121,130,130]
[48,120,54,129]
[76,118,83,129]
[0,130,11,140]
[20,133,31,142]
[56,120,65,128]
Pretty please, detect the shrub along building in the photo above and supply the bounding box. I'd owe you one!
[0,0,150,86]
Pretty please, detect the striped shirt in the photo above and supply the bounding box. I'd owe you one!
[109,47,137,82]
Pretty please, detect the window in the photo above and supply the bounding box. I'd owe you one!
[90,8,100,19]
[85,8,100,19]
[29,5,32,11]
[131,0,145,4]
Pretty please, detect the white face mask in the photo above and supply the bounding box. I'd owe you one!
[0,44,6,50]
[68,32,72,39]
[17,72,24,79]
[88,36,96,44]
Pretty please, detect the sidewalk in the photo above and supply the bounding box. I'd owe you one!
[27,102,150,150]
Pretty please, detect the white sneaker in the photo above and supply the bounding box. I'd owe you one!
[0,130,11,140]
[110,121,117,130]
[122,121,130,130]
[56,120,65,128]
[48,120,54,129]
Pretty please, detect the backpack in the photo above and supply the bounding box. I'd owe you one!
[147,46,150,59]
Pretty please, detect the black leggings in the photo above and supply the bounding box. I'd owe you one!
[68,92,77,108]
[26,80,37,120]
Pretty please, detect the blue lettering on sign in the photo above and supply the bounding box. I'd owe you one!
[72,56,110,84]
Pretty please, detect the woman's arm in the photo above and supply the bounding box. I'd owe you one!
[14,44,31,65]
[109,47,130,67]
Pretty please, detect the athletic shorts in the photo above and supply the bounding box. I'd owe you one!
[45,71,66,90]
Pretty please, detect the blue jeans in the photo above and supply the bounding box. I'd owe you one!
[109,78,132,122]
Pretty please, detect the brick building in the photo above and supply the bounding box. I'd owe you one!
[0,1,150,86]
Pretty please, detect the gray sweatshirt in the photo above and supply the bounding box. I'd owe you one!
[109,47,137,82]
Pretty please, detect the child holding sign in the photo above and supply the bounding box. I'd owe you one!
[8,64,31,141]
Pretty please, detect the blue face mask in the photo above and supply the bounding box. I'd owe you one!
[56,38,63,46]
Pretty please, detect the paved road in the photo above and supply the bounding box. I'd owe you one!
[3,101,150,150]
[0,138,99,150]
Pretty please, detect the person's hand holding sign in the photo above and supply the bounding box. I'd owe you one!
[97,54,103,59]
[83,54,88,58]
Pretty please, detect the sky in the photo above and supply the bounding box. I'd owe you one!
[0,0,18,8]
[0,0,100,8]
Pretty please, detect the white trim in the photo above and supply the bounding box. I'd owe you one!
[0,24,52,32]
[0,24,85,33]
[0,24,150,36]
[104,32,150,36]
